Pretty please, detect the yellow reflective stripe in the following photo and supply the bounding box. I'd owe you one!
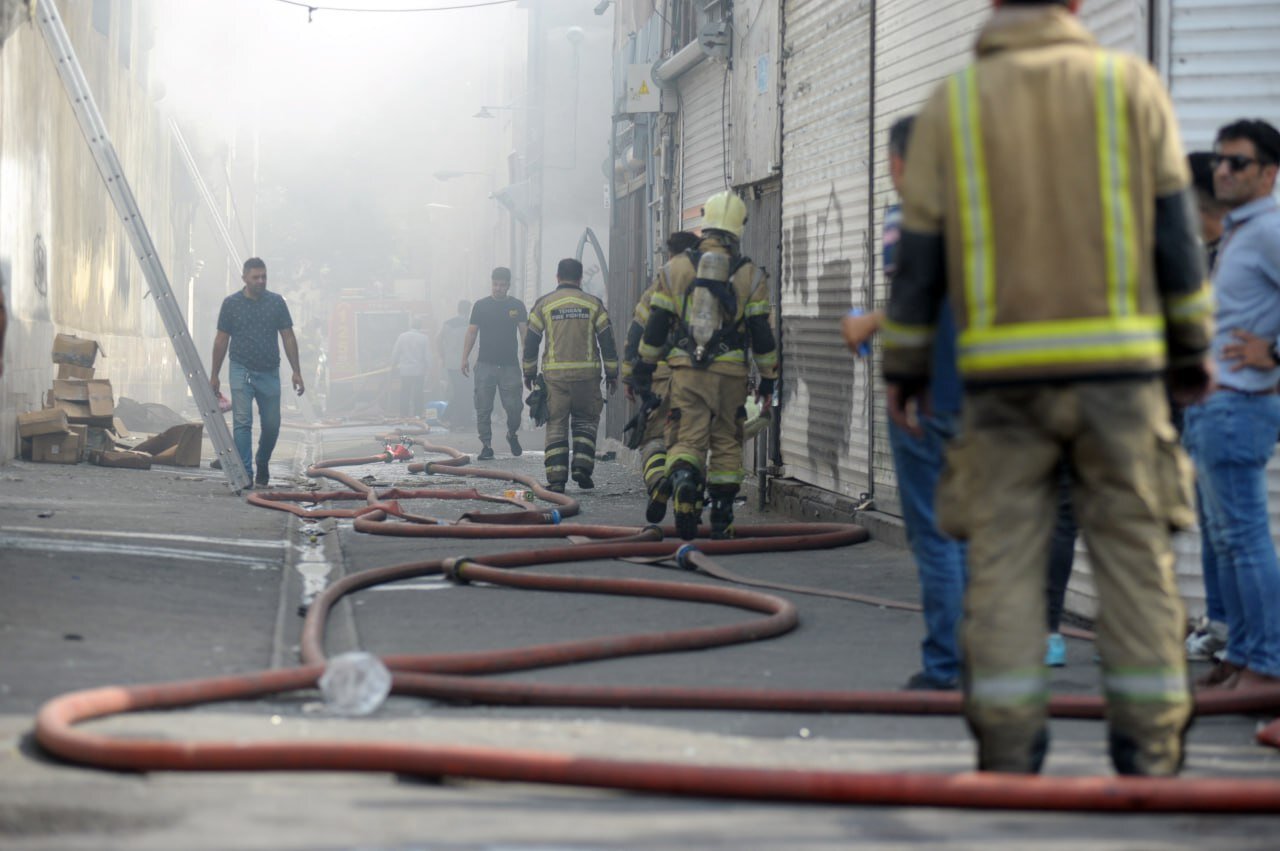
[745,300,770,317]
[650,291,678,313]
[754,350,778,369]
[959,315,1165,371]
[1167,284,1213,322]
[1103,669,1189,703]
[543,361,602,370]
[880,318,934,349]
[969,668,1048,705]
[708,470,745,485]
[529,312,545,332]
[634,302,651,323]
[1097,54,1139,317]
[638,341,665,360]
[546,447,569,458]
[666,453,705,473]
[950,67,995,329]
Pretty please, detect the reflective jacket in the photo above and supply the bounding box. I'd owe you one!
[638,235,779,379]
[882,6,1212,386]
[523,284,619,382]
[622,281,672,381]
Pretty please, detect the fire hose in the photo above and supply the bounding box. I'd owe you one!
[33,432,1280,812]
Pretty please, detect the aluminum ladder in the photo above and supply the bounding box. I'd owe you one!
[35,0,250,492]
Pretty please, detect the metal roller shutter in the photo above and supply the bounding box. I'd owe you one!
[778,0,874,499]
[678,59,730,226]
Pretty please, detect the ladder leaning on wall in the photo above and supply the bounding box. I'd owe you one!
[33,0,250,493]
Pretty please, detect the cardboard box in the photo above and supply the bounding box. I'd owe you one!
[17,408,70,438]
[56,363,95,380]
[133,422,203,467]
[32,431,82,464]
[68,424,88,461]
[51,334,103,368]
[49,379,114,426]
[89,449,152,470]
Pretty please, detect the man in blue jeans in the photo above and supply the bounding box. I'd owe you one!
[1183,119,1280,692]
[841,116,966,690]
[210,258,305,487]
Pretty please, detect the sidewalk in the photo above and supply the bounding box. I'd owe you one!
[0,419,1274,850]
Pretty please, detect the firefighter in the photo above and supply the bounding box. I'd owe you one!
[623,231,701,522]
[882,0,1213,775]
[522,258,619,493]
[631,192,779,541]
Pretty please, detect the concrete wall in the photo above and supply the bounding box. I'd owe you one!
[1,0,191,461]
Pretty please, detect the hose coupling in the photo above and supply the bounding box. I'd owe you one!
[546,509,562,525]
[442,557,473,585]
[675,544,700,571]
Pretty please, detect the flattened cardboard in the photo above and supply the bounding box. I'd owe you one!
[17,408,70,438]
[56,363,95,380]
[133,423,203,467]
[51,334,103,368]
[32,431,82,464]
[90,449,152,470]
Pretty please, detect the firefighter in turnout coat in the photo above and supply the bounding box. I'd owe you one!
[881,0,1213,776]
[523,258,619,493]
[631,192,779,540]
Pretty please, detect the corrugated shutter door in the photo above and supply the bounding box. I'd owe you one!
[679,60,729,225]
[1078,0,1149,54]
[778,0,873,498]
[1168,0,1280,150]
[870,0,989,515]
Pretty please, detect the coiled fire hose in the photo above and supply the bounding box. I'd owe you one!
[33,428,1280,812]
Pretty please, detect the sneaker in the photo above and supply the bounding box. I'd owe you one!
[904,671,958,691]
[1044,633,1066,667]
[573,472,594,490]
[477,445,495,461]
[1186,619,1228,661]
[546,482,566,494]
[507,433,522,457]
[255,469,270,488]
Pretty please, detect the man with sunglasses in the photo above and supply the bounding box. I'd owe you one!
[1181,119,1280,694]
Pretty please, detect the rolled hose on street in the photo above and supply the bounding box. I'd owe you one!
[32,434,1280,811]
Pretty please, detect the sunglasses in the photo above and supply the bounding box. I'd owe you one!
[1210,154,1261,172]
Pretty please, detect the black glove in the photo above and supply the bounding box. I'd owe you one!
[628,360,656,395]
[756,377,775,400]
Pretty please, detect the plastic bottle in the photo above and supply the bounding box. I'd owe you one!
[318,651,392,716]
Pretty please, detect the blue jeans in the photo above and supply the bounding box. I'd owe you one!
[890,413,967,684]
[229,361,282,480]
[1183,392,1280,678]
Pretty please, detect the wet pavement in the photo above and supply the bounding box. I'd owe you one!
[0,415,1276,850]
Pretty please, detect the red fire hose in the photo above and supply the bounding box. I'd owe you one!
[33,434,1280,812]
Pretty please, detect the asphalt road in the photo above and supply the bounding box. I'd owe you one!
[0,418,1276,850]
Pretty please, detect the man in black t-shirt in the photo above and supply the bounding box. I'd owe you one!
[210,258,305,487]
[461,267,527,459]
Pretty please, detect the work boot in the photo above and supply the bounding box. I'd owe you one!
[255,468,270,488]
[477,444,495,461]
[645,476,671,523]
[670,468,703,541]
[573,472,595,490]
[709,497,735,540]
[507,433,523,457]
[546,481,566,494]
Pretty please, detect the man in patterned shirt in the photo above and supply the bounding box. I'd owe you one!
[210,258,305,487]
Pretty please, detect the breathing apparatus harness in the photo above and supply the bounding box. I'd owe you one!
[674,247,754,369]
